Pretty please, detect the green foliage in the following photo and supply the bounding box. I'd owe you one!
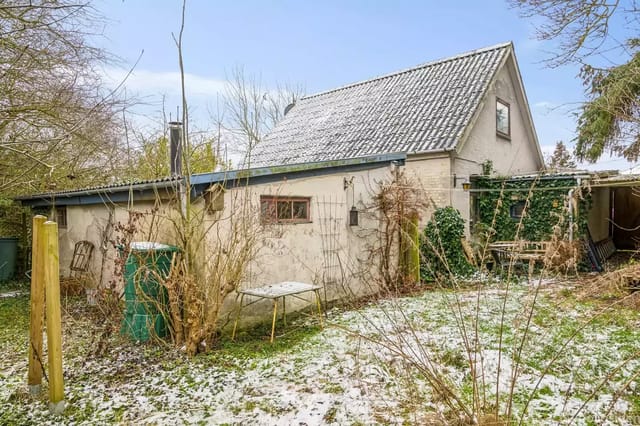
[136,136,170,180]
[576,49,640,162]
[547,141,576,169]
[134,136,219,180]
[475,176,589,242]
[420,206,473,281]
[189,138,218,174]
[0,199,25,237]
[482,160,494,176]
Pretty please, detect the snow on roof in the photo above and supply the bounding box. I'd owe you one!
[252,43,512,167]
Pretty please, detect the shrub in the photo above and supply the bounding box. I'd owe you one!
[420,206,473,281]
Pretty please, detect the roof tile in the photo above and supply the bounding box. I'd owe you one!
[252,43,511,167]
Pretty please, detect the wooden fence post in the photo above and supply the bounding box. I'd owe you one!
[28,215,47,395]
[43,221,65,414]
[400,212,421,284]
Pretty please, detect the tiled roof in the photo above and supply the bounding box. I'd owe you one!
[252,42,512,167]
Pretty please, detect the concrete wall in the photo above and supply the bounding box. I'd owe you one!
[59,201,177,287]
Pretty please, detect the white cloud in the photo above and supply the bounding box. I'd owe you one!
[100,67,229,131]
[533,101,556,109]
[102,67,226,99]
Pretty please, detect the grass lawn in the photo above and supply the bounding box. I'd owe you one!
[1,278,639,425]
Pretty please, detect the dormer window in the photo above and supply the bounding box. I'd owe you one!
[496,98,510,139]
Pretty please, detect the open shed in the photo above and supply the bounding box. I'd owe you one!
[589,173,640,251]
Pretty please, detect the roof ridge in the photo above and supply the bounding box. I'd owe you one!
[301,41,512,101]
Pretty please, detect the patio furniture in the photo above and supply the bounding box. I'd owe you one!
[70,240,94,276]
[232,281,323,343]
[489,241,550,278]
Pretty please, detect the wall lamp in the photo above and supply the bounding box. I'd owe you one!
[453,174,471,191]
[344,176,359,226]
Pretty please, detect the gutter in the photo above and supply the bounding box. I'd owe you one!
[15,179,182,205]
[17,152,408,207]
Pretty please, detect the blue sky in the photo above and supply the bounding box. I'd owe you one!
[95,0,635,171]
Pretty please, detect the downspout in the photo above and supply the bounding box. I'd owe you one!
[568,189,574,242]
[567,177,582,242]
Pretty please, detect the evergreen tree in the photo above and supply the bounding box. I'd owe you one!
[512,1,640,162]
[548,141,577,169]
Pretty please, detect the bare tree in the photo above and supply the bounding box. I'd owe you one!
[219,66,304,167]
[511,0,640,162]
[0,0,128,195]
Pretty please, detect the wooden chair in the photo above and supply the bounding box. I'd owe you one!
[70,240,94,277]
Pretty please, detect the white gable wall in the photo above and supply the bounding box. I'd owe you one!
[452,54,543,229]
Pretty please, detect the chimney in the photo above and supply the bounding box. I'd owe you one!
[168,121,182,176]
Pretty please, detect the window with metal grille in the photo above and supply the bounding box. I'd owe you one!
[56,206,67,228]
[260,196,311,223]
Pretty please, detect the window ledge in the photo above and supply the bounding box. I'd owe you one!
[497,132,511,141]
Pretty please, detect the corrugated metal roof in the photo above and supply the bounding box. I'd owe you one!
[14,176,181,201]
[17,153,407,205]
[251,42,512,167]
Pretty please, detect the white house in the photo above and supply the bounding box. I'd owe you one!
[18,42,544,313]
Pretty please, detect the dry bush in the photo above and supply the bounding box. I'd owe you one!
[577,263,640,301]
[142,186,266,355]
[543,240,582,276]
[362,169,429,293]
[59,277,85,297]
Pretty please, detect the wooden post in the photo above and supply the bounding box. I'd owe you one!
[400,212,421,284]
[43,221,65,414]
[28,215,47,395]
[407,213,421,284]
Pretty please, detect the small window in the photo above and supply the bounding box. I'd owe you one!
[510,201,525,219]
[496,98,510,138]
[55,206,67,228]
[260,196,311,223]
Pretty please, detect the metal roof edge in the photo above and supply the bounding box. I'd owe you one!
[190,152,407,186]
[18,153,407,207]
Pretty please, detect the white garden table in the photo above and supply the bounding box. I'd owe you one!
[232,281,323,343]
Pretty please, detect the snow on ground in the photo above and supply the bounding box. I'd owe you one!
[1,281,639,425]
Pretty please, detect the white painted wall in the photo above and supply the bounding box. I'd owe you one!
[451,54,543,231]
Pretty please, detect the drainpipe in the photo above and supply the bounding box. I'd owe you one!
[568,189,574,242]
[567,177,582,242]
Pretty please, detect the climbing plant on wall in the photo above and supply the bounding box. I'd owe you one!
[474,175,590,242]
[420,206,474,282]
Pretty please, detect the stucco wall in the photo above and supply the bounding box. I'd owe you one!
[59,201,177,287]
[221,167,394,301]
[404,154,451,210]
[457,56,542,177]
[451,55,543,232]
[56,164,409,322]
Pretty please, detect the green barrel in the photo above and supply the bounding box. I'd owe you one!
[0,237,18,282]
[120,242,179,342]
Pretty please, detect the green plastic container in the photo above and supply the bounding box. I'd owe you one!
[0,237,18,282]
[120,242,179,342]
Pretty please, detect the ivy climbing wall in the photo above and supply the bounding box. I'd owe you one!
[474,176,591,242]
